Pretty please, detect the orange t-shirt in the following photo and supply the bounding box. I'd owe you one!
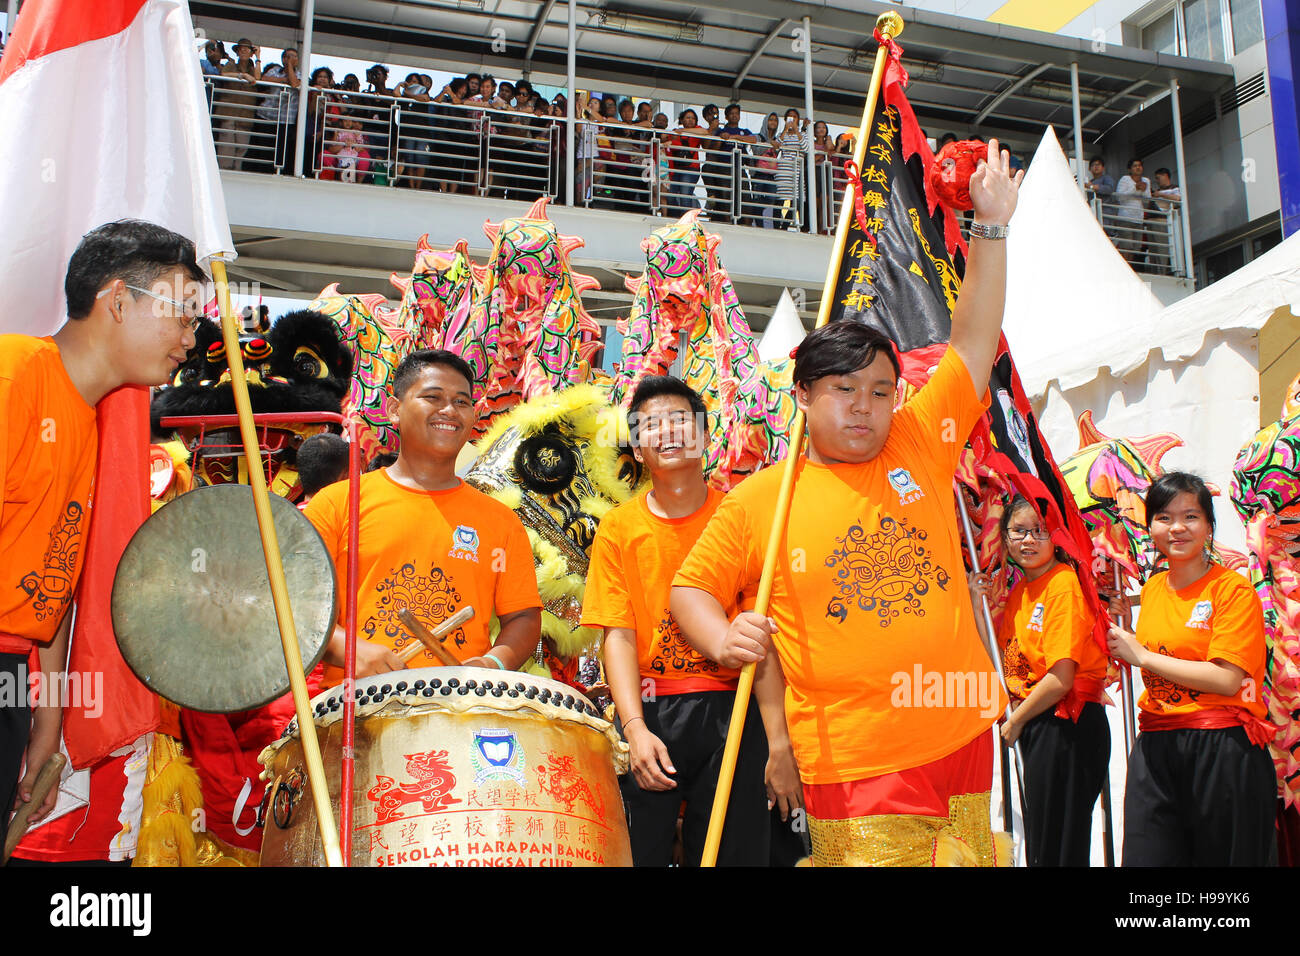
[305,469,541,685]
[674,347,1005,784]
[997,563,1107,700]
[0,335,97,654]
[581,486,737,693]
[1134,564,1267,721]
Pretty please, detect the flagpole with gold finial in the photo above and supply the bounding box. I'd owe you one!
[209,257,344,868]
[699,10,905,867]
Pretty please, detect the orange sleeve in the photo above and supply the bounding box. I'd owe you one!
[1039,572,1093,673]
[302,483,344,567]
[494,511,542,615]
[579,519,634,630]
[1205,576,1265,676]
[897,347,990,472]
[672,493,759,608]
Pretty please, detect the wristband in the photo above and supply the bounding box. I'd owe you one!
[969,221,1008,240]
[622,716,645,733]
[484,650,508,670]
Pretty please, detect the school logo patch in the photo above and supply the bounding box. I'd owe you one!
[449,525,480,562]
[886,468,925,505]
[1186,600,1213,630]
[470,728,525,785]
[1028,602,1046,632]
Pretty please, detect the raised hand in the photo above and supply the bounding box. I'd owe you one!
[968,137,1023,227]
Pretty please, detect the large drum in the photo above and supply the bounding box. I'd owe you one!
[259,667,631,867]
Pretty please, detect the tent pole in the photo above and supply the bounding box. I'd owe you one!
[292,0,315,179]
[1070,62,1086,189]
[802,16,818,235]
[566,0,576,208]
[1169,78,1195,281]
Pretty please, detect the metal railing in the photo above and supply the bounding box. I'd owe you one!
[208,73,1190,263]
[1091,196,1186,277]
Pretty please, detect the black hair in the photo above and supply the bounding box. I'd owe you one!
[1155,167,1172,178]
[297,433,351,496]
[1089,155,1105,165]
[1128,157,1143,169]
[311,66,334,85]
[392,348,475,400]
[618,98,634,112]
[792,322,900,389]
[726,102,741,114]
[366,452,397,473]
[1144,471,1216,543]
[466,72,481,82]
[65,220,205,320]
[938,132,958,146]
[627,376,707,447]
[449,77,468,95]
[998,494,1036,541]
[678,108,697,124]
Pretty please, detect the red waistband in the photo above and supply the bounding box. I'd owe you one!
[1053,676,1111,722]
[1139,708,1279,748]
[803,733,993,819]
[0,634,34,656]
[645,675,739,696]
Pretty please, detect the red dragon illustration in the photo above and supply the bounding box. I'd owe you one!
[367,749,462,823]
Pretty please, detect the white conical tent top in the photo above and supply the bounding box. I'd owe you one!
[1001,126,1163,397]
[758,288,807,363]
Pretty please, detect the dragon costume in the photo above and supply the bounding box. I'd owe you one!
[1232,373,1300,861]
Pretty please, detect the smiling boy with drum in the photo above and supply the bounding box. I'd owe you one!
[305,350,542,683]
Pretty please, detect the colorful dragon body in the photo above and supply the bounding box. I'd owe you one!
[616,210,796,490]
[1232,377,1300,808]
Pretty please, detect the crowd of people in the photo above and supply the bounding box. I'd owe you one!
[1085,155,1184,272]
[198,39,868,232]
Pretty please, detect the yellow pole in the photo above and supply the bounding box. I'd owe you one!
[699,10,905,867]
[209,258,344,867]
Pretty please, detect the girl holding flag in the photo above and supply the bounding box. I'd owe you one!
[1106,472,1277,866]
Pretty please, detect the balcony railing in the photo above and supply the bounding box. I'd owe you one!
[205,74,1190,271]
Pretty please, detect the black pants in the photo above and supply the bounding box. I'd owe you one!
[1018,701,1110,866]
[1123,725,1278,866]
[618,691,769,867]
[1,653,31,815]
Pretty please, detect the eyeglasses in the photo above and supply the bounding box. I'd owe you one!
[98,285,204,331]
[1006,527,1051,542]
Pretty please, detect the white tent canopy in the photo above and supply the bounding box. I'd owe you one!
[1001,126,1165,397]
[757,288,807,363]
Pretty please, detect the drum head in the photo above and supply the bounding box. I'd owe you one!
[112,484,337,713]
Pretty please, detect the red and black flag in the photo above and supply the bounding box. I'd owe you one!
[828,30,1109,649]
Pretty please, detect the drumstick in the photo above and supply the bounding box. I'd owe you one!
[397,606,474,665]
[4,752,67,863]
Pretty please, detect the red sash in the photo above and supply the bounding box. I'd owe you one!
[1139,707,1279,748]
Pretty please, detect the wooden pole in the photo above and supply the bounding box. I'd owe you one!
[699,10,905,868]
[209,258,343,867]
[1113,563,1136,754]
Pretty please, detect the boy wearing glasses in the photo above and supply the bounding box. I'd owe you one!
[0,219,205,828]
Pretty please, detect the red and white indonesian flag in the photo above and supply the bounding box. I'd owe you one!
[0,0,234,783]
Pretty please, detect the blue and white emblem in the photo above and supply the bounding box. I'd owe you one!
[449,524,481,562]
[887,467,925,504]
[1187,600,1213,630]
[470,728,525,784]
[1028,602,1046,632]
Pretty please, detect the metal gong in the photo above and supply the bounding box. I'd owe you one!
[111,484,337,713]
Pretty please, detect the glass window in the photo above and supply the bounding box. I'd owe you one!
[1205,244,1244,284]
[1143,10,1179,55]
[1230,0,1264,53]
[1184,0,1226,60]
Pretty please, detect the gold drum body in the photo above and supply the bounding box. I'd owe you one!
[259,667,631,867]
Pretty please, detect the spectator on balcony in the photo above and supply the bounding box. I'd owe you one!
[637,101,653,125]
[1114,157,1151,268]
[666,108,707,217]
[1084,156,1114,197]
[248,55,298,175]
[602,98,651,213]
[698,103,731,222]
[327,109,371,184]
[340,74,360,95]
[574,92,602,205]
[1147,168,1183,275]
[745,112,781,229]
[466,73,481,98]
[210,39,261,171]
[394,73,435,191]
[307,66,337,177]
[776,108,810,230]
[200,39,226,78]
[718,103,757,226]
[601,94,618,121]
